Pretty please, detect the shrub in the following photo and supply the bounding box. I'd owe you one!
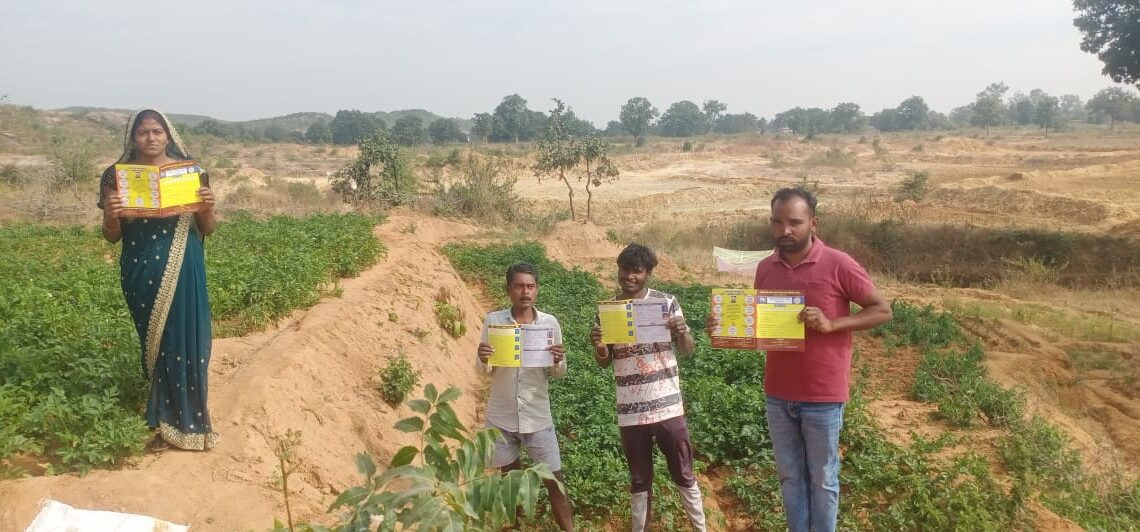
[803,147,856,168]
[429,155,524,224]
[894,170,930,202]
[377,352,420,406]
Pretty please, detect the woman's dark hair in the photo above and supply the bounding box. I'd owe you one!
[506,262,539,285]
[131,109,171,137]
[129,110,182,160]
[617,243,657,272]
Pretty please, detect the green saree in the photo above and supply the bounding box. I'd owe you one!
[99,110,217,450]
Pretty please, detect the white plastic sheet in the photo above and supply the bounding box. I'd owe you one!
[25,499,189,532]
[713,246,774,276]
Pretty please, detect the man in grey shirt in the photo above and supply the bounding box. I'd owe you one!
[476,263,574,530]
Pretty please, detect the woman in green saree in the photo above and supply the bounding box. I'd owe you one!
[98,109,218,451]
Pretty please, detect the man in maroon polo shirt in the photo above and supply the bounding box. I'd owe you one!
[712,187,891,532]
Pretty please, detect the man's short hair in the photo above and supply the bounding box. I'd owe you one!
[506,263,539,285]
[617,243,657,272]
[770,187,818,216]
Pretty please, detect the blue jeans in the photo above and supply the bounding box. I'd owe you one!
[765,396,845,532]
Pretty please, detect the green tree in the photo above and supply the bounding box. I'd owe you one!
[870,108,903,132]
[580,135,619,222]
[331,129,415,205]
[428,118,464,145]
[305,122,332,144]
[1086,86,1137,129]
[1035,94,1061,136]
[970,82,1009,134]
[263,124,290,143]
[391,115,427,146]
[829,102,867,133]
[1073,0,1140,87]
[949,105,974,127]
[619,97,659,140]
[1008,92,1035,125]
[926,111,952,130]
[471,113,494,144]
[533,99,583,220]
[562,110,597,137]
[715,113,760,134]
[603,120,625,137]
[702,99,727,132]
[897,95,930,130]
[775,107,830,135]
[492,94,531,143]
[330,110,384,146]
[658,100,705,137]
[1059,94,1086,121]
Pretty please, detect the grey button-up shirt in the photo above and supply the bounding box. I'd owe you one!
[477,308,567,433]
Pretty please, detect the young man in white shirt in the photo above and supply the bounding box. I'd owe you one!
[476,263,574,531]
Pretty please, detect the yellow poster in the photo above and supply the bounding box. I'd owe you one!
[755,291,805,351]
[710,288,759,349]
[598,300,636,344]
[488,324,521,367]
[115,160,203,218]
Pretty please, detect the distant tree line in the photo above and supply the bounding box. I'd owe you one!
[184,84,1140,147]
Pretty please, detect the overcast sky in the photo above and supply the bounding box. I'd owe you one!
[0,0,1120,125]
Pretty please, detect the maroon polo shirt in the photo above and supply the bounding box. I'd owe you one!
[753,237,876,402]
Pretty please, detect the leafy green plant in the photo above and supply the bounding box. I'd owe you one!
[378,352,420,406]
[434,302,466,339]
[605,229,621,244]
[324,384,557,530]
[912,343,1025,427]
[894,170,930,202]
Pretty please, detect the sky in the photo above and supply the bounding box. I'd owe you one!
[0,0,1120,125]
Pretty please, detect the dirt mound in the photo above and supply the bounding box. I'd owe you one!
[542,221,625,264]
[927,184,1112,226]
[0,211,490,530]
[930,136,991,154]
[960,316,1140,472]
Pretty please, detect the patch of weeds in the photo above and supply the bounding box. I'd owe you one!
[377,351,420,406]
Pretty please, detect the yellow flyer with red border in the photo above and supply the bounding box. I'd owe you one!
[710,289,805,351]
